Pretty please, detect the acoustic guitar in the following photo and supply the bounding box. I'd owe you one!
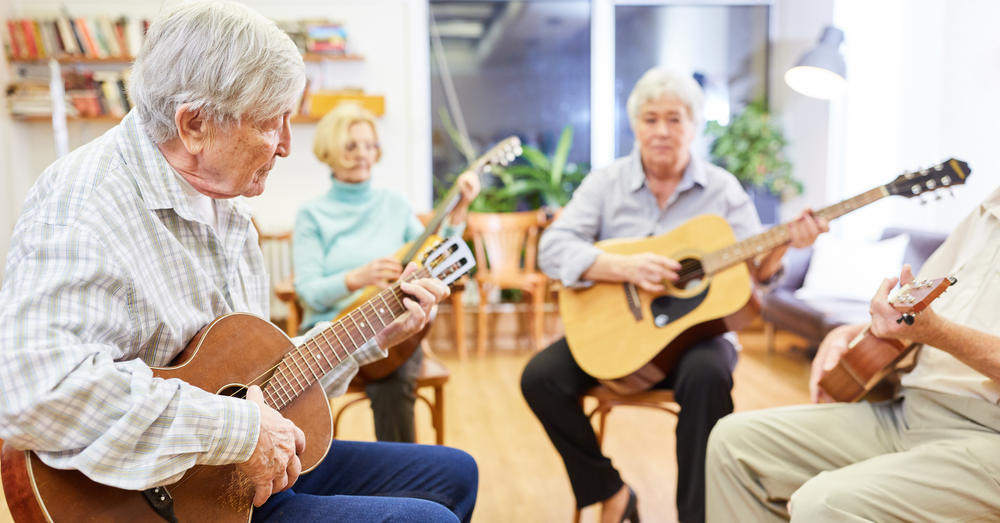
[819,276,956,403]
[345,137,523,381]
[1,237,475,523]
[559,159,971,395]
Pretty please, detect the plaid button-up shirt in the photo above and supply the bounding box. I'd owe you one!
[0,110,383,490]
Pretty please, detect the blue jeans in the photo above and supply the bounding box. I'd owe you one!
[251,440,478,523]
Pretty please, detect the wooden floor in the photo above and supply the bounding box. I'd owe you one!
[0,317,811,523]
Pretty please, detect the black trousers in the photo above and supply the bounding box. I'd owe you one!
[366,346,423,443]
[520,335,737,523]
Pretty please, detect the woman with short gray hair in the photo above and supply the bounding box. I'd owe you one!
[0,2,478,522]
[522,67,827,523]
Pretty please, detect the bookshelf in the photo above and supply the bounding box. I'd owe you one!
[7,56,133,64]
[14,115,327,124]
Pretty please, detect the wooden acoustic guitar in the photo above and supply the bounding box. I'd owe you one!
[819,276,956,403]
[1,237,475,523]
[559,159,971,395]
[345,137,522,381]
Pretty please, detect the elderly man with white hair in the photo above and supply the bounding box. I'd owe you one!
[521,68,827,523]
[0,2,477,522]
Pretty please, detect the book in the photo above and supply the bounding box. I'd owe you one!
[31,21,46,58]
[57,18,78,55]
[305,23,347,54]
[21,19,37,59]
[76,17,99,58]
[69,18,91,57]
[6,20,22,59]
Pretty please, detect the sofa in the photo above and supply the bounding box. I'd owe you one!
[761,227,949,354]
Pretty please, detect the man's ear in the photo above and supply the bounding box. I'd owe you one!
[175,104,210,155]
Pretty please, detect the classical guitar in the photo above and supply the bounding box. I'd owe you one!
[1,237,475,523]
[345,136,522,381]
[819,276,956,402]
[559,159,971,395]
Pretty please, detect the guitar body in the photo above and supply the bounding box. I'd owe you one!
[818,332,911,403]
[338,234,442,381]
[1,313,333,523]
[560,215,758,395]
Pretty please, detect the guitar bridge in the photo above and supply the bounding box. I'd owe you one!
[623,283,643,321]
[143,486,179,523]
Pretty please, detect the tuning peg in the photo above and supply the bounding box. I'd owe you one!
[514,146,523,156]
[948,187,955,198]
[918,194,928,205]
[935,190,943,201]
[897,313,915,325]
[506,152,516,162]
[484,164,493,173]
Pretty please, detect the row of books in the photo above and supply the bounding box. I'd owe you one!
[277,20,350,55]
[4,17,147,61]
[7,70,132,119]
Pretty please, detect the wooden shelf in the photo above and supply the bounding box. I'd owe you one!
[301,53,363,62]
[14,115,326,124]
[8,56,134,64]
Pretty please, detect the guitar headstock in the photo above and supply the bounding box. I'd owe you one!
[420,236,476,286]
[885,159,971,202]
[471,136,523,174]
[889,276,956,324]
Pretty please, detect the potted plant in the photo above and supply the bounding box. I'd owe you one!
[468,125,589,214]
[705,98,802,225]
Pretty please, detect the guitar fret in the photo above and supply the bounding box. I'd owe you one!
[369,302,387,328]
[276,366,302,396]
[305,339,331,374]
[378,294,395,320]
[283,359,309,391]
[296,342,323,380]
[269,371,293,403]
[324,329,346,362]
[359,306,379,333]
[348,314,368,341]
[314,336,336,368]
[339,320,361,351]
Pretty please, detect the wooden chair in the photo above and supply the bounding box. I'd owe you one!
[331,341,450,445]
[573,386,680,523]
[466,210,549,356]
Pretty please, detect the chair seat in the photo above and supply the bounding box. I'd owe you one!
[583,387,675,406]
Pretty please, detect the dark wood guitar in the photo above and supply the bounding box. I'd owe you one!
[819,276,956,402]
[1,237,475,523]
[347,137,522,381]
[559,159,971,395]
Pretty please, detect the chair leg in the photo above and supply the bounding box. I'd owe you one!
[596,407,608,449]
[452,287,467,362]
[532,284,545,351]
[573,507,582,523]
[764,321,776,355]
[434,385,445,445]
[477,282,489,359]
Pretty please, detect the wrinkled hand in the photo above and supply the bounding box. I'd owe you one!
[239,386,306,507]
[869,264,936,341]
[374,263,449,349]
[619,253,682,293]
[809,324,865,403]
[346,257,403,292]
[787,209,829,249]
[449,171,482,224]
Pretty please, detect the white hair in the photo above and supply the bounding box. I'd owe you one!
[626,68,705,130]
[129,0,305,143]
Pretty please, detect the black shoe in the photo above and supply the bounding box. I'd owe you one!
[620,487,639,523]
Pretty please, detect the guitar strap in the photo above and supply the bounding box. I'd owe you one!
[142,486,179,523]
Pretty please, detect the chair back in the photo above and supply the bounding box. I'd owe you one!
[466,210,546,278]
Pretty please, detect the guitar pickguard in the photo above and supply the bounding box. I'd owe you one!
[649,285,710,328]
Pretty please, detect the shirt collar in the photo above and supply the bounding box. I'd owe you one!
[627,145,707,193]
[114,109,252,225]
[981,185,1000,221]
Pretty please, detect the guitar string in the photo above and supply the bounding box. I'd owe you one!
[218,271,425,404]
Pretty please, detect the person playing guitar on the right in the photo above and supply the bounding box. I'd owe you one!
[706,186,1000,522]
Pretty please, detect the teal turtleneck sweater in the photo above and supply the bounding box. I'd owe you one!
[293,177,462,333]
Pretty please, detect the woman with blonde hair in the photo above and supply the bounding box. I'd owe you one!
[294,102,479,442]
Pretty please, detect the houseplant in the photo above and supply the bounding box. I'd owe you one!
[705,98,801,223]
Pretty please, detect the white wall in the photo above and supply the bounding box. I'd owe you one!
[0,0,16,272]
[829,0,998,240]
[6,0,431,246]
[771,0,835,219]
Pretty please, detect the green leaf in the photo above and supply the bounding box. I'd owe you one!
[550,125,573,186]
[519,146,551,172]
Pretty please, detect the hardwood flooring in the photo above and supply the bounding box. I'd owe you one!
[0,318,812,523]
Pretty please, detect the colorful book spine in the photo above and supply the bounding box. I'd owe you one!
[20,19,37,58]
[6,20,22,59]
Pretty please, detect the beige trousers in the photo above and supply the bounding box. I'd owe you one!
[706,389,1000,522]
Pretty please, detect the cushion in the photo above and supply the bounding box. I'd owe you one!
[795,233,910,302]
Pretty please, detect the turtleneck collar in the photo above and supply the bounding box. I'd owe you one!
[328,176,373,203]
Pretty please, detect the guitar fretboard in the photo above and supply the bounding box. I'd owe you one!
[702,187,888,275]
[261,268,431,410]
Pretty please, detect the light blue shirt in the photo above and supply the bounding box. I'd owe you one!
[293,178,463,332]
[539,148,764,287]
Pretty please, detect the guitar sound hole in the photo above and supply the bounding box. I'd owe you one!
[675,258,704,290]
[218,384,249,399]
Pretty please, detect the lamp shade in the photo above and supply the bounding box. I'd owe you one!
[785,26,847,100]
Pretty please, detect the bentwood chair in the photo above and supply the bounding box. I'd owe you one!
[466,210,549,356]
[573,386,680,523]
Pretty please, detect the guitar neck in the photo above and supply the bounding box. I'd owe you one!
[703,186,889,275]
[401,185,461,264]
[261,267,431,410]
